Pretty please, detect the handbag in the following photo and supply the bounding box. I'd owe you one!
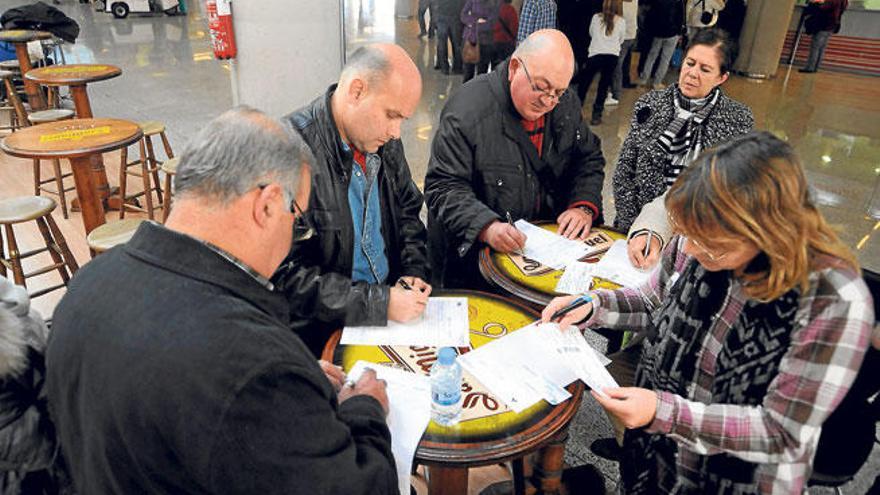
[462,39,480,64]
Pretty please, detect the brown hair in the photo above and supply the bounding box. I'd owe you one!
[602,0,623,36]
[665,131,858,301]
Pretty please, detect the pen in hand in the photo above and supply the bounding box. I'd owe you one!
[505,211,525,256]
[398,278,413,291]
[550,294,594,321]
[643,230,654,259]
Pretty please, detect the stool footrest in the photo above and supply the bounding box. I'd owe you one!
[17,246,50,260]
[30,283,66,299]
[25,262,66,279]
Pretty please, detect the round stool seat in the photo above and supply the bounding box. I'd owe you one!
[0,69,15,79]
[161,156,179,174]
[139,120,166,136]
[0,196,56,224]
[0,60,20,71]
[87,219,146,253]
[27,108,75,124]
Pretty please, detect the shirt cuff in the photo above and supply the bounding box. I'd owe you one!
[579,289,611,330]
[567,201,599,218]
[647,390,677,435]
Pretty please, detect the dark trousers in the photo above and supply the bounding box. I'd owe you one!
[436,19,463,71]
[418,0,435,35]
[462,42,492,83]
[490,41,515,70]
[577,54,618,118]
[804,30,832,71]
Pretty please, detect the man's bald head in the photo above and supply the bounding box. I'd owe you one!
[332,43,422,153]
[512,29,576,76]
[507,30,576,121]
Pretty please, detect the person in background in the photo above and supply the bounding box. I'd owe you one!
[0,276,71,494]
[418,0,437,39]
[490,0,518,69]
[636,0,685,89]
[47,107,399,494]
[461,0,499,83]
[576,0,626,126]
[558,0,600,97]
[435,0,465,74]
[800,0,848,73]
[543,131,875,494]
[685,0,726,39]
[426,30,605,289]
[516,0,557,45]
[276,44,431,357]
[614,29,753,268]
[608,0,638,105]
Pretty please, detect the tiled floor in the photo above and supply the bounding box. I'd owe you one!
[1,1,879,493]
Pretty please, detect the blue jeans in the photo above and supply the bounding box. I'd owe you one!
[639,35,679,86]
[435,19,462,71]
[804,30,832,71]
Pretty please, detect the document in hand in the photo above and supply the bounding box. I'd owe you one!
[341,297,469,347]
[458,323,618,412]
[590,240,652,288]
[347,361,431,495]
[513,220,591,269]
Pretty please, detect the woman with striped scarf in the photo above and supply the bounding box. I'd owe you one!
[612,29,753,270]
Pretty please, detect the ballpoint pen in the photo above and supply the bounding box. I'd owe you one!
[643,229,655,259]
[550,294,594,321]
[398,278,413,290]
[505,211,524,256]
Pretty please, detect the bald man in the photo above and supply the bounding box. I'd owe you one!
[276,44,431,356]
[425,29,606,288]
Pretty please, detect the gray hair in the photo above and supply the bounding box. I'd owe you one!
[340,45,391,87]
[174,106,312,205]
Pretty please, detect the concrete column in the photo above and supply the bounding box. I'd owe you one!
[230,0,344,117]
[733,0,797,78]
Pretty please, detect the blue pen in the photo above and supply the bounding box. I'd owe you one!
[550,294,594,321]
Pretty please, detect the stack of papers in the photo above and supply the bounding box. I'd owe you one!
[590,240,652,288]
[347,361,431,495]
[514,220,591,269]
[341,297,469,347]
[459,323,618,412]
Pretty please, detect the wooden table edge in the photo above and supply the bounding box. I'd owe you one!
[0,129,144,159]
[25,69,123,86]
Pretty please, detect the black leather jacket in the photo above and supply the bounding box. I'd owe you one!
[425,62,605,288]
[274,86,429,355]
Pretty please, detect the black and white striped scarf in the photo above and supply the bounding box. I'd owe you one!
[657,85,721,188]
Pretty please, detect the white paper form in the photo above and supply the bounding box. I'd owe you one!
[347,361,431,495]
[541,324,619,398]
[555,261,595,295]
[341,297,469,346]
[459,323,576,412]
[590,240,652,288]
[514,220,591,269]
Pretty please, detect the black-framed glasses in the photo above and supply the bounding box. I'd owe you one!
[517,57,567,103]
[257,184,315,242]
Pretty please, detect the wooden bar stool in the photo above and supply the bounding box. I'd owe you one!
[86,218,145,254]
[0,69,26,132]
[0,196,79,298]
[119,121,174,220]
[160,156,179,222]
[28,109,76,219]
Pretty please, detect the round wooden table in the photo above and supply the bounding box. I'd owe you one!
[0,29,52,110]
[323,290,584,495]
[479,224,627,306]
[26,64,122,119]
[1,119,143,241]
[25,64,125,211]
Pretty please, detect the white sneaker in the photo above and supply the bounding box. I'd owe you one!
[605,96,619,106]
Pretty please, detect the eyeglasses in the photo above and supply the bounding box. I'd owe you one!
[687,237,728,262]
[257,184,315,242]
[517,58,567,104]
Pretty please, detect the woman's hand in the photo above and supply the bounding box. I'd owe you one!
[541,295,593,328]
[592,387,658,429]
[627,233,661,270]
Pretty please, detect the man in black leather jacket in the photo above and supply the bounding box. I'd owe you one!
[425,29,605,288]
[275,44,431,356]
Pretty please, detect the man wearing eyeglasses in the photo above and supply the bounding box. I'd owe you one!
[275,44,431,356]
[47,107,398,494]
[425,29,606,288]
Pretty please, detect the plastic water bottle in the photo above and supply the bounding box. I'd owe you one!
[430,347,462,426]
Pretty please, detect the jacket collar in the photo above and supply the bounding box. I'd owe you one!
[123,222,290,325]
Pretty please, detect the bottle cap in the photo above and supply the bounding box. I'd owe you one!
[437,347,456,365]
